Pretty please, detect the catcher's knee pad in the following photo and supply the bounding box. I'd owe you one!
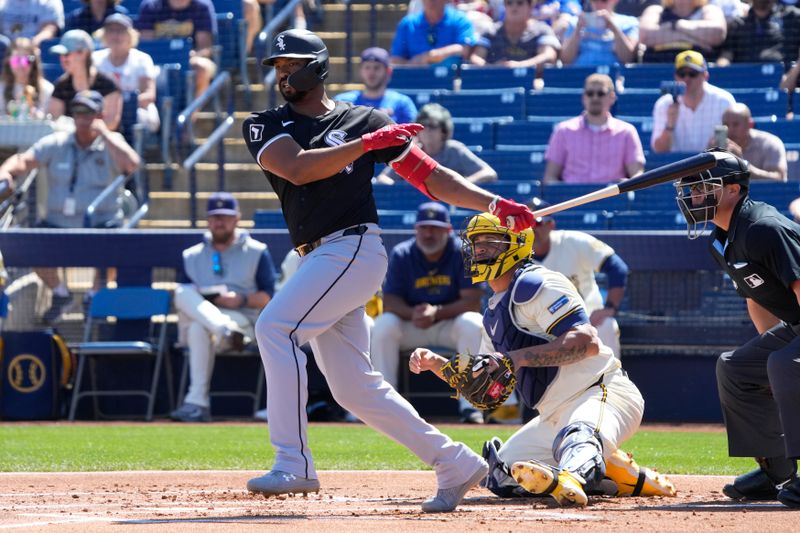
[480,437,534,498]
[552,422,605,492]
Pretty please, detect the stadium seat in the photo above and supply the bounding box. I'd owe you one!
[549,210,612,230]
[730,88,789,119]
[541,64,616,88]
[372,182,433,211]
[478,150,547,181]
[707,63,783,89]
[614,88,661,117]
[526,88,583,117]
[68,287,172,421]
[749,181,800,209]
[495,119,557,148]
[753,118,800,145]
[253,209,288,229]
[617,115,654,148]
[609,210,684,230]
[542,183,632,212]
[485,180,543,202]
[459,65,535,90]
[627,184,680,211]
[452,118,501,150]
[643,151,696,171]
[389,65,456,90]
[618,63,675,90]
[437,88,526,119]
[395,88,439,109]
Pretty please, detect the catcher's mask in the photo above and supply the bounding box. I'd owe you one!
[262,29,329,91]
[674,148,749,240]
[461,213,533,283]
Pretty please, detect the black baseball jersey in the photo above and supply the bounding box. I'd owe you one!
[243,100,405,247]
[710,196,800,324]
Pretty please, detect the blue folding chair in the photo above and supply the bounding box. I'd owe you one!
[68,287,172,421]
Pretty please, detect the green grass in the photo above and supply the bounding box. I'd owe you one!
[0,424,753,474]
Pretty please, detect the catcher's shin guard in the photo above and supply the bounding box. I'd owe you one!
[605,449,677,497]
[511,459,588,506]
[480,437,535,498]
[552,422,606,493]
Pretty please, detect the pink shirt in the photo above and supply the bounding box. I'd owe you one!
[545,114,645,184]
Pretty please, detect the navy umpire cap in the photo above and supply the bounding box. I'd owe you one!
[262,29,329,91]
[207,192,239,216]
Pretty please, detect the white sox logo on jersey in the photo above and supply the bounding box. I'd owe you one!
[324,130,353,174]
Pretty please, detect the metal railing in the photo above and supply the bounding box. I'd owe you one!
[0,169,37,230]
[84,173,128,229]
[175,70,233,156]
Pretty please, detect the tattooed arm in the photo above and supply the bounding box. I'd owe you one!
[506,323,601,368]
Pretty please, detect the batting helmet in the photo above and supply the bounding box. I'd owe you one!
[674,148,750,239]
[262,29,329,91]
[461,213,533,283]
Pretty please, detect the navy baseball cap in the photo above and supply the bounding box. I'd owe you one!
[415,202,451,228]
[207,192,239,216]
[71,90,104,113]
[529,197,554,223]
[360,47,390,67]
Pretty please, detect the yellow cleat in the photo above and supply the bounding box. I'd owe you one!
[605,449,677,497]
[511,459,588,506]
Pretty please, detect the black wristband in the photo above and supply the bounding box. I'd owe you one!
[237,293,248,308]
[604,301,618,314]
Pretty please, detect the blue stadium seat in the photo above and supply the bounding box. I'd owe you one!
[627,184,680,211]
[730,88,790,119]
[609,210,685,230]
[478,150,547,181]
[748,181,800,209]
[376,209,476,230]
[495,119,557,147]
[389,66,456,90]
[253,210,288,229]
[617,115,654,148]
[618,63,675,89]
[549,210,612,230]
[437,88,526,119]
[485,180,543,202]
[215,12,245,74]
[138,38,192,71]
[614,88,661,117]
[541,64,617,88]
[373,182,432,211]
[395,89,439,109]
[526,88,583,117]
[459,65,536,90]
[451,118,500,150]
[707,63,783,89]
[42,63,63,83]
[753,118,800,145]
[643,151,696,170]
[542,183,632,211]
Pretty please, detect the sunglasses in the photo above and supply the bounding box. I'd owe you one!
[9,54,35,68]
[584,89,609,98]
[676,69,701,78]
[212,251,223,276]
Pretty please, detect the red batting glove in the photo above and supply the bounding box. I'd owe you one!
[489,197,536,232]
[361,123,424,152]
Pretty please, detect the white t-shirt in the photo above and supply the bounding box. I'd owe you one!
[479,265,619,413]
[92,48,158,93]
[651,82,736,153]
[533,230,614,314]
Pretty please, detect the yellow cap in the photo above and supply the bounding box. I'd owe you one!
[675,50,706,72]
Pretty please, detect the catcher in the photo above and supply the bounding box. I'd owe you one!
[410,212,676,506]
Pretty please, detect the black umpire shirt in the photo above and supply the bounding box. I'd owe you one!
[710,196,800,324]
[243,101,405,247]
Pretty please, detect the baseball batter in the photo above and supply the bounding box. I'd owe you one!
[529,197,629,359]
[411,213,674,505]
[241,29,534,513]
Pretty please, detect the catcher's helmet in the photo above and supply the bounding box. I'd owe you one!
[462,213,533,283]
[674,148,750,239]
[262,29,329,91]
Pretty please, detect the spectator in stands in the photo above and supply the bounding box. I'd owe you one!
[781,59,800,119]
[65,0,130,35]
[616,0,660,17]
[0,0,63,48]
[136,0,218,98]
[0,38,53,119]
[390,0,478,68]
[716,0,800,66]
[560,0,640,66]
[719,103,787,182]
[171,192,276,423]
[651,50,735,153]
[334,47,418,125]
[712,0,750,23]
[47,29,123,132]
[377,103,498,185]
[93,14,160,134]
[370,201,488,424]
[406,0,499,36]
[543,73,644,184]
[0,90,139,325]
[531,0,583,39]
[469,0,560,73]
[528,197,627,359]
[639,0,727,62]
[242,0,263,54]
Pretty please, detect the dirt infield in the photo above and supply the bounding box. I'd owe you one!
[1,470,797,532]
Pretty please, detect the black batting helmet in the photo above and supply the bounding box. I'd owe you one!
[262,29,329,91]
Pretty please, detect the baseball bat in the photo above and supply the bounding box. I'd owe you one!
[531,151,721,219]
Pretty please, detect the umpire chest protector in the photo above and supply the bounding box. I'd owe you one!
[484,264,559,409]
[710,197,800,324]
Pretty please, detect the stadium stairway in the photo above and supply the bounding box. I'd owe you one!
[139,0,408,228]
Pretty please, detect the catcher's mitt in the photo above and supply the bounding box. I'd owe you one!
[440,352,516,410]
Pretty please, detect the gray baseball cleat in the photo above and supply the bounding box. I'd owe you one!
[247,470,320,496]
[421,460,489,513]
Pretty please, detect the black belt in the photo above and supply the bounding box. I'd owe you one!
[295,224,369,257]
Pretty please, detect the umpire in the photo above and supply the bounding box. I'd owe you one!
[675,148,800,508]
